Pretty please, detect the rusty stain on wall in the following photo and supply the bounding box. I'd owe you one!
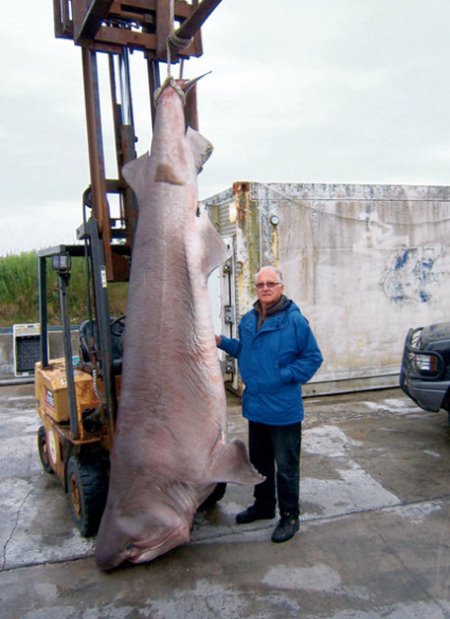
[232,182,261,314]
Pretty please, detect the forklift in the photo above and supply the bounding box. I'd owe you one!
[35,0,224,537]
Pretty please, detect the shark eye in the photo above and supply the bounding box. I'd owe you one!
[126,543,134,551]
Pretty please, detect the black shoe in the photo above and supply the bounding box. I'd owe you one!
[236,504,276,524]
[271,514,299,543]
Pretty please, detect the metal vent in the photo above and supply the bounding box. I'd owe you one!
[13,323,41,376]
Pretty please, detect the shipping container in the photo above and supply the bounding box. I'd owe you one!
[204,182,450,395]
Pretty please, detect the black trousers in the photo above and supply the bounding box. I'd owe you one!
[249,420,302,517]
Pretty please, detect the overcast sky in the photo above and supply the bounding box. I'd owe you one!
[1,0,450,255]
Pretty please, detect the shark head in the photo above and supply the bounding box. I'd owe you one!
[95,501,191,570]
[95,481,198,570]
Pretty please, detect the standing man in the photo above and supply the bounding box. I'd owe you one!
[216,266,322,543]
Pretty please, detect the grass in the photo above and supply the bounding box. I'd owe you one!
[0,251,128,327]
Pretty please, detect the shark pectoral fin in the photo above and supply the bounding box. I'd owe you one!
[122,152,150,193]
[208,439,265,486]
[198,210,230,276]
[186,127,213,173]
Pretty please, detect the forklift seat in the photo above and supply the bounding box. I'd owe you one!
[78,317,125,375]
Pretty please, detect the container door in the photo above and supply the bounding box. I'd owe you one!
[207,236,238,387]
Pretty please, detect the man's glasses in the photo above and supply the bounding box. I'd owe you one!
[255,282,282,289]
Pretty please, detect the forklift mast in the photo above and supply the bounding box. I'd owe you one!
[53,0,221,282]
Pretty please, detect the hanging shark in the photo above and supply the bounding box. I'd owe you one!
[95,77,263,570]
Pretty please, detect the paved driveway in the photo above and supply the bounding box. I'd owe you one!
[1,384,450,618]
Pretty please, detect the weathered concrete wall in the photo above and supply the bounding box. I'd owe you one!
[0,332,14,377]
[204,182,450,393]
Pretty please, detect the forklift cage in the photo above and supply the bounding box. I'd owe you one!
[37,218,130,441]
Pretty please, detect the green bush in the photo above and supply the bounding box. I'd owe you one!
[0,252,39,325]
[0,251,128,327]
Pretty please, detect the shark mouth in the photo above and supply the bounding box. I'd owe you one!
[125,523,191,564]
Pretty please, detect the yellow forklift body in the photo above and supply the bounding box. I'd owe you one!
[35,358,117,483]
[35,358,100,423]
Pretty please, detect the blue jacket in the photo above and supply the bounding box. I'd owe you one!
[219,299,323,425]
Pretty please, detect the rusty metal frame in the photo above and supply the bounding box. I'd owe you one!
[74,0,115,42]
[54,0,222,281]
[54,0,216,59]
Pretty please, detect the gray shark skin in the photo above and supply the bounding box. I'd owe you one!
[95,78,263,570]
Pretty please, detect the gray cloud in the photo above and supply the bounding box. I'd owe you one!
[1,0,450,254]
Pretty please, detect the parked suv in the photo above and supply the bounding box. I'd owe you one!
[400,322,450,417]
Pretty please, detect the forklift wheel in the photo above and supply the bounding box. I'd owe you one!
[37,426,54,474]
[198,482,227,510]
[66,456,108,537]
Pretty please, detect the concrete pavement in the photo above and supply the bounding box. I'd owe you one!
[1,384,450,618]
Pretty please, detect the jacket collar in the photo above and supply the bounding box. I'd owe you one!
[253,295,291,329]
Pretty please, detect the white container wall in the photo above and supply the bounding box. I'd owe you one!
[204,182,450,395]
